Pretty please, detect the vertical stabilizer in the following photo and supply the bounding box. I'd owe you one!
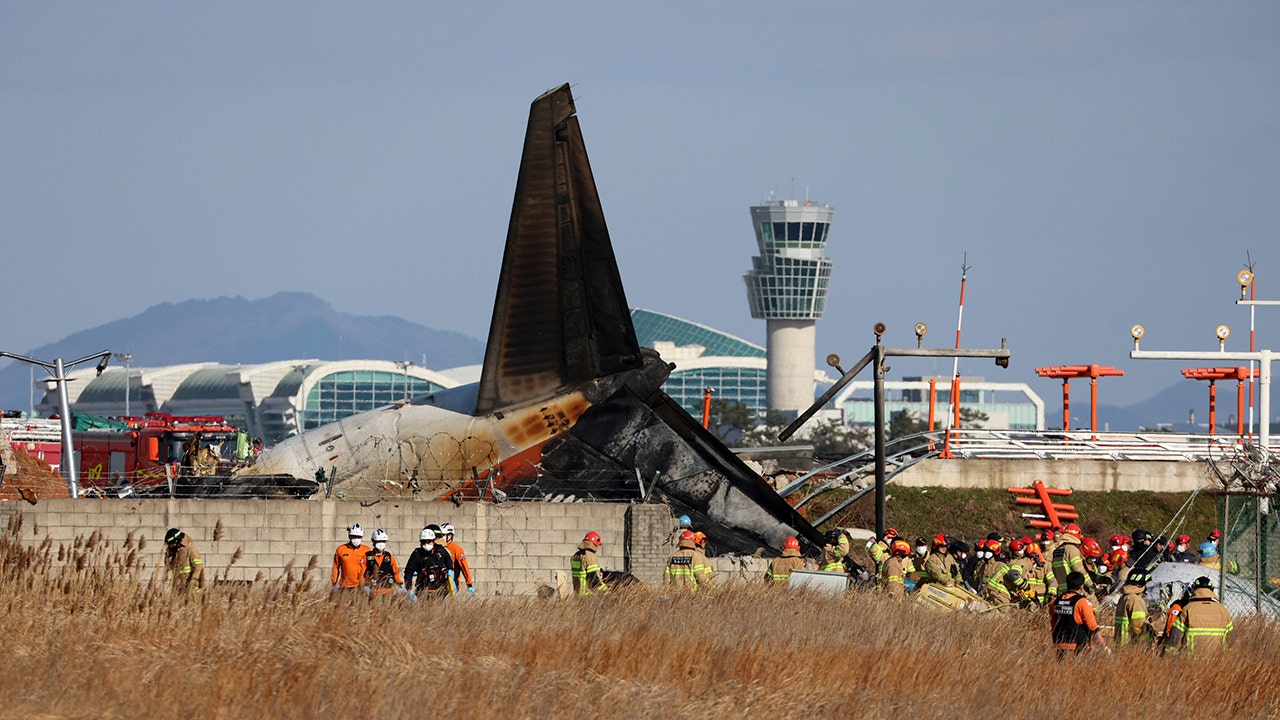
[476,84,642,416]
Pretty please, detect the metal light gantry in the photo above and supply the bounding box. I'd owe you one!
[0,349,112,497]
[1129,324,1272,459]
[779,321,1011,537]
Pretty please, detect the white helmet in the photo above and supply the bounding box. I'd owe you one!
[371,529,389,543]
[419,527,436,542]
[347,523,364,538]
[441,523,455,536]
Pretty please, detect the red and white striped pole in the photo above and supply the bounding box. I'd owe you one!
[941,254,969,458]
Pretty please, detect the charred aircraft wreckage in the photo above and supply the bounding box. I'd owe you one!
[237,83,820,553]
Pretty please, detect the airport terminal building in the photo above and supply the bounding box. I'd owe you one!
[39,360,470,444]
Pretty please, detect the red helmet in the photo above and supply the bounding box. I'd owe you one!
[584,531,602,547]
[1109,534,1125,548]
[1177,534,1191,545]
[680,529,695,542]
[784,536,800,551]
[1210,529,1223,540]
[1039,530,1055,543]
[1009,539,1026,553]
[933,533,948,549]
[1080,537,1103,558]
[884,527,899,540]
[1107,548,1128,567]
[891,539,911,557]
[1019,536,1033,546]
[1064,523,1083,539]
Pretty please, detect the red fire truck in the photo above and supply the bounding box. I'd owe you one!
[75,413,246,493]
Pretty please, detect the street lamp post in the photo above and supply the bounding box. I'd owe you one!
[0,349,111,498]
[113,351,134,417]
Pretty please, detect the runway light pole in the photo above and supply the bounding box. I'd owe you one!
[0,349,112,498]
[779,322,1011,538]
[1128,325,1272,460]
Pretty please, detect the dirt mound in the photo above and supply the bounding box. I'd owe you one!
[1,440,69,502]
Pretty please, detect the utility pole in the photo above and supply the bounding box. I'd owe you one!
[113,351,134,417]
[779,322,1011,538]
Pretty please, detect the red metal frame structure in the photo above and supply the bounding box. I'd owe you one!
[1008,480,1078,529]
[1181,367,1259,436]
[1034,364,1124,438]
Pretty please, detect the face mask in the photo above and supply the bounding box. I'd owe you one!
[1177,544,1188,553]
[1015,550,1025,557]
[422,542,434,550]
[375,542,387,551]
[349,538,362,547]
[915,546,927,555]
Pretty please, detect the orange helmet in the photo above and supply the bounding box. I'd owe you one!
[1080,537,1103,558]
[783,536,800,551]
[884,527,898,540]
[891,539,911,557]
[1107,548,1128,567]
[1064,523,1083,539]
[584,531,602,547]
[692,531,707,547]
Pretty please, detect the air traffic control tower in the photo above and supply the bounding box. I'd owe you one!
[743,198,834,416]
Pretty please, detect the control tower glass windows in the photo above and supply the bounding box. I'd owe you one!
[759,222,830,249]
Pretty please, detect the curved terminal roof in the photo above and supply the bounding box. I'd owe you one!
[631,308,765,358]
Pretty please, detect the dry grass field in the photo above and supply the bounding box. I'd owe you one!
[2,516,1276,720]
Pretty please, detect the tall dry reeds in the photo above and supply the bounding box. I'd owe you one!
[1,517,1275,719]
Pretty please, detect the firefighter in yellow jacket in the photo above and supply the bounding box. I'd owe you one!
[164,527,205,593]
[691,531,714,588]
[820,529,849,572]
[571,531,608,596]
[882,539,912,598]
[1165,576,1234,656]
[1114,568,1152,648]
[766,537,806,583]
[666,530,703,591]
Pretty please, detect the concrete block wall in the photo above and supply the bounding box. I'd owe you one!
[9,499,676,596]
[895,458,1209,493]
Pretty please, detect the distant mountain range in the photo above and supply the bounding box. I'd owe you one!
[0,292,486,412]
[0,293,1239,431]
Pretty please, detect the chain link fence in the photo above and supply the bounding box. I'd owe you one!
[1218,491,1280,618]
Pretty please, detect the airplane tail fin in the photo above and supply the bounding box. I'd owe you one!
[476,84,642,416]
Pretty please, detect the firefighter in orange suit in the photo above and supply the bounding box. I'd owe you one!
[766,537,806,583]
[441,523,476,596]
[1050,571,1101,658]
[332,523,370,591]
[363,529,403,596]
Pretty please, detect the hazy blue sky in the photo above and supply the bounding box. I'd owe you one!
[4,3,1278,407]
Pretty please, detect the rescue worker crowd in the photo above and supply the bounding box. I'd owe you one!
[830,523,1233,656]
[159,512,1235,657]
[329,522,476,600]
